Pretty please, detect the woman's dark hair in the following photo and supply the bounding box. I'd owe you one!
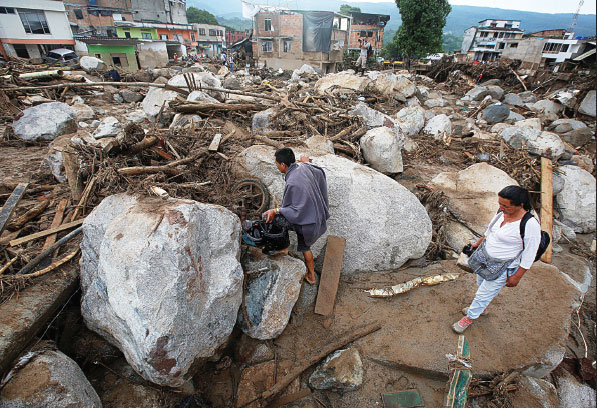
[275,147,296,166]
[498,185,532,211]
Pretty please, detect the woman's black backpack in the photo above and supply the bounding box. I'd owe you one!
[520,212,551,262]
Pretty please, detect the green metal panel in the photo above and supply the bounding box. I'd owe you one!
[382,390,424,407]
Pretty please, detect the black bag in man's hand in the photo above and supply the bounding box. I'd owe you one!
[242,215,290,255]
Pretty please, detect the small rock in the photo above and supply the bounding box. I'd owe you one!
[424,97,447,108]
[507,111,525,122]
[252,108,276,133]
[519,91,537,103]
[486,85,504,100]
[549,119,587,134]
[236,361,275,408]
[309,348,363,391]
[480,78,501,86]
[360,126,404,174]
[93,116,121,139]
[501,127,565,160]
[532,100,564,116]
[462,86,489,102]
[560,127,594,147]
[578,90,596,117]
[572,154,594,173]
[217,65,229,76]
[142,87,179,121]
[79,121,89,128]
[169,114,202,130]
[349,102,399,131]
[71,103,95,121]
[223,76,241,90]
[395,105,425,137]
[90,120,100,128]
[314,72,371,95]
[13,102,76,141]
[423,114,452,140]
[168,72,223,101]
[113,93,124,103]
[187,90,218,103]
[124,109,146,124]
[503,93,524,106]
[513,118,542,130]
[482,103,510,124]
[70,95,85,105]
[120,89,143,103]
[554,220,576,241]
[305,134,334,154]
[234,335,275,366]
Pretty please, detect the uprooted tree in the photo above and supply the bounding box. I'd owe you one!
[388,0,451,66]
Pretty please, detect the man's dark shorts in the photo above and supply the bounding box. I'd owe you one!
[288,223,310,252]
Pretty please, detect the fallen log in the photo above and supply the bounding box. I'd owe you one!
[70,176,96,222]
[1,70,64,80]
[117,149,207,176]
[330,123,357,142]
[172,101,265,114]
[348,125,367,142]
[3,249,79,280]
[0,183,28,236]
[246,322,381,406]
[254,135,283,148]
[0,81,188,96]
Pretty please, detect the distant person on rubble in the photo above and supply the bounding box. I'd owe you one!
[107,65,121,82]
[453,186,541,333]
[263,148,330,285]
[227,52,235,72]
[355,37,370,76]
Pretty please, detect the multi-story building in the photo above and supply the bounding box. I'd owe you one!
[347,12,390,55]
[501,30,592,69]
[461,19,524,61]
[0,0,74,61]
[128,0,187,25]
[226,29,250,48]
[64,0,133,37]
[193,23,225,57]
[114,18,196,56]
[252,10,351,72]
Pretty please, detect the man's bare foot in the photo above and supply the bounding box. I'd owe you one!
[305,272,316,285]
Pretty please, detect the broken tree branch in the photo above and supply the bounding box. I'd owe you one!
[3,249,80,280]
[6,199,50,231]
[17,227,83,275]
[510,68,528,91]
[254,135,283,148]
[171,101,265,114]
[10,219,84,247]
[0,183,28,236]
[117,149,207,176]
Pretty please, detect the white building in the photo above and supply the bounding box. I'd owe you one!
[192,23,225,57]
[0,0,74,61]
[461,19,524,62]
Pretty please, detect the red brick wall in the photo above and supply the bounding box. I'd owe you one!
[350,24,385,50]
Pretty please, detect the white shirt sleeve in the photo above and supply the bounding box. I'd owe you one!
[484,213,502,236]
[519,217,542,269]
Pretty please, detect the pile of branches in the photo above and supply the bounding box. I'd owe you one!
[429,57,523,88]
[468,371,520,408]
[414,187,449,260]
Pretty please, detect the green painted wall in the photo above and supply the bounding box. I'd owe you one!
[116,27,158,40]
[86,44,139,72]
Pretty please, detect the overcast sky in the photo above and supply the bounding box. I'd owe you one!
[355,0,596,15]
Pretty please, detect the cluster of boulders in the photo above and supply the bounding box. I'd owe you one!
[5,58,595,405]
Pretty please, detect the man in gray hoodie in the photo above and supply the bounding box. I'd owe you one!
[263,148,330,284]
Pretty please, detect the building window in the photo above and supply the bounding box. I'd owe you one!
[112,56,122,66]
[264,18,272,31]
[18,9,51,34]
[95,53,102,59]
[493,32,498,38]
[124,31,131,38]
[561,44,569,52]
[498,32,504,38]
[0,7,16,14]
[160,34,168,40]
[499,42,505,49]
[191,32,196,41]
[510,43,518,48]
[141,32,152,39]
[283,40,291,52]
[262,40,273,52]
[73,9,83,19]
[360,30,367,36]
[199,28,205,35]
[209,29,216,36]
[217,30,223,36]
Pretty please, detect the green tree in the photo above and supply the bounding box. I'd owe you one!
[186,7,218,25]
[339,4,361,15]
[391,0,451,65]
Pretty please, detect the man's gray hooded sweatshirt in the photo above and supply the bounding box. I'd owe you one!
[279,162,330,247]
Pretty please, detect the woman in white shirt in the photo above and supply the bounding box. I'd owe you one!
[453,185,541,333]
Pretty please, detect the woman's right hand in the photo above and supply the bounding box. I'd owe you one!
[471,236,485,249]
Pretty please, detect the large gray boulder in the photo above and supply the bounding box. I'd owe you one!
[314,72,371,95]
[0,348,101,407]
[120,89,143,103]
[13,102,76,141]
[531,99,564,116]
[142,87,179,121]
[553,367,596,408]
[309,348,363,391]
[431,163,518,250]
[578,90,596,117]
[80,55,105,72]
[238,248,304,340]
[501,127,565,160]
[252,107,276,134]
[509,375,558,408]
[80,194,243,387]
[360,126,404,174]
[168,72,223,101]
[395,105,426,136]
[555,165,596,233]
[423,114,451,140]
[482,103,510,124]
[235,146,432,274]
[223,76,241,90]
[349,102,399,132]
[368,73,416,100]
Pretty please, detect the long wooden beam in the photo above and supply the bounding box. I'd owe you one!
[540,157,553,263]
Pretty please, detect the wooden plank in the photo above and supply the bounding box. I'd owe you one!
[540,157,553,263]
[208,133,222,152]
[314,236,346,316]
[42,200,68,251]
[10,219,84,247]
[0,182,28,236]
